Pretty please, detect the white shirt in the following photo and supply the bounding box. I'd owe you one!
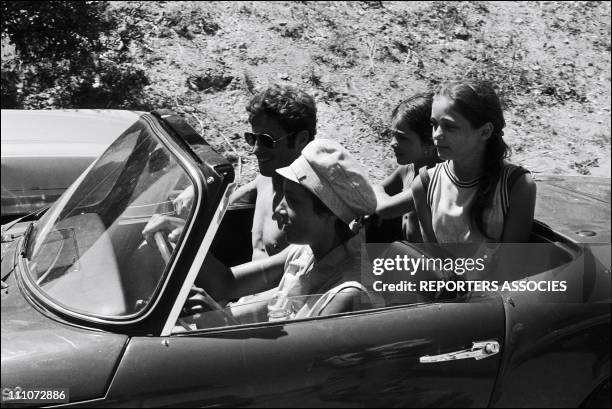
[267,234,372,320]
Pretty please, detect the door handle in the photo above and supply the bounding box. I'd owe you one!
[419,340,500,363]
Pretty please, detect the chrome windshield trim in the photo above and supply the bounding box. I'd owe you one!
[18,222,34,256]
[161,182,235,336]
[129,114,206,323]
[16,114,206,327]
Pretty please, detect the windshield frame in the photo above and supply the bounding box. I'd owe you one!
[14,113,218,332]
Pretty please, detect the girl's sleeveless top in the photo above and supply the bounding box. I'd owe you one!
[427,161,526,243]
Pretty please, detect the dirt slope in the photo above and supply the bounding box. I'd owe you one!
[112,1,611,184]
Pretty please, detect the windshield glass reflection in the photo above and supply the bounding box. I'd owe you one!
[25,120,196,318]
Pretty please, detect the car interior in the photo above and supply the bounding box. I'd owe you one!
[210,204,578,278]
[25,116,586,328]
[29,165,583,328]
[201,202,583,322]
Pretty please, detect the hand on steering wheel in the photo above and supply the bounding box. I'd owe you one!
[172,185,194,218]
[142,214,186,263]
[182,285,239,325]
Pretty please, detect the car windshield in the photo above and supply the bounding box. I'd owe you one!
[23,119,196,318]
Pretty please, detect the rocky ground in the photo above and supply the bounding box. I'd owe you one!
[47,1,612,183]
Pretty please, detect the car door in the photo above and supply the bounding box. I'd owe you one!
[104,293,505,407]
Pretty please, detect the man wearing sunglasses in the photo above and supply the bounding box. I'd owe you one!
[230,84,317,261]
[142,84,316,273]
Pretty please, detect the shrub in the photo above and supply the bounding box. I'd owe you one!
[1,1,150,109]
[1,1,114,63]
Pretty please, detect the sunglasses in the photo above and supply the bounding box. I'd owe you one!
[244,132,295,149]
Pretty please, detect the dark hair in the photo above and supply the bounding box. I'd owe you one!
[435,80,509,238]
[391,93,434,146]
[246,84,317,144]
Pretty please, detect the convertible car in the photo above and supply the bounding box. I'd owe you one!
[1,109,141,223]
[1,111,610,407]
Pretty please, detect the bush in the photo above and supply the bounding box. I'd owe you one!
[1,1,150,109]
[1,1,114,63]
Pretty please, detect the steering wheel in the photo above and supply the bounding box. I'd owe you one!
[152,231,238,325]
[154,231,173,264]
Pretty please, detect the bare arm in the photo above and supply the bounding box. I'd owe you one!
[318,288,367,316]
[376,167,404,197]
[375,167,417,220]
[501,174,537,243]
[196,246,290,301]
[229,177,259,205]
[487,174,537,280]
[228,246,290,299]
[375,188,416,220]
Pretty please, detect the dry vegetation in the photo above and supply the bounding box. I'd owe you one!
[4,1,611,182]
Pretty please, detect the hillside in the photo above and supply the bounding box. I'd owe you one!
[7,1,612,183]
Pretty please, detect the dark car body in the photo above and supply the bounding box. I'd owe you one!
[1,111,610,408]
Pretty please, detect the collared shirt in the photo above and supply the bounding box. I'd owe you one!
[267,233,367,320]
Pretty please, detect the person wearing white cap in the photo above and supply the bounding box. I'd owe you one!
[198,138,379,323]
[265,138,379,319]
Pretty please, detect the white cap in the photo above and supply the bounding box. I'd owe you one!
[276,139,377,224]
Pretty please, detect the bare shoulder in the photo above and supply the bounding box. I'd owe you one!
[253,174,268,187]
[511,172,537,199]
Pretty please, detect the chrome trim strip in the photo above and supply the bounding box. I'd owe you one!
[161,182,235,336]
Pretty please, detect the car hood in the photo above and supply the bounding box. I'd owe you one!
[0,109,141,158]
[1,110,142,219]
[1,239,129,404]
[1,109,141,189]
[535,175,611,243]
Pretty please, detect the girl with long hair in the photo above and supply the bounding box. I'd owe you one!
[421,80,536,244]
